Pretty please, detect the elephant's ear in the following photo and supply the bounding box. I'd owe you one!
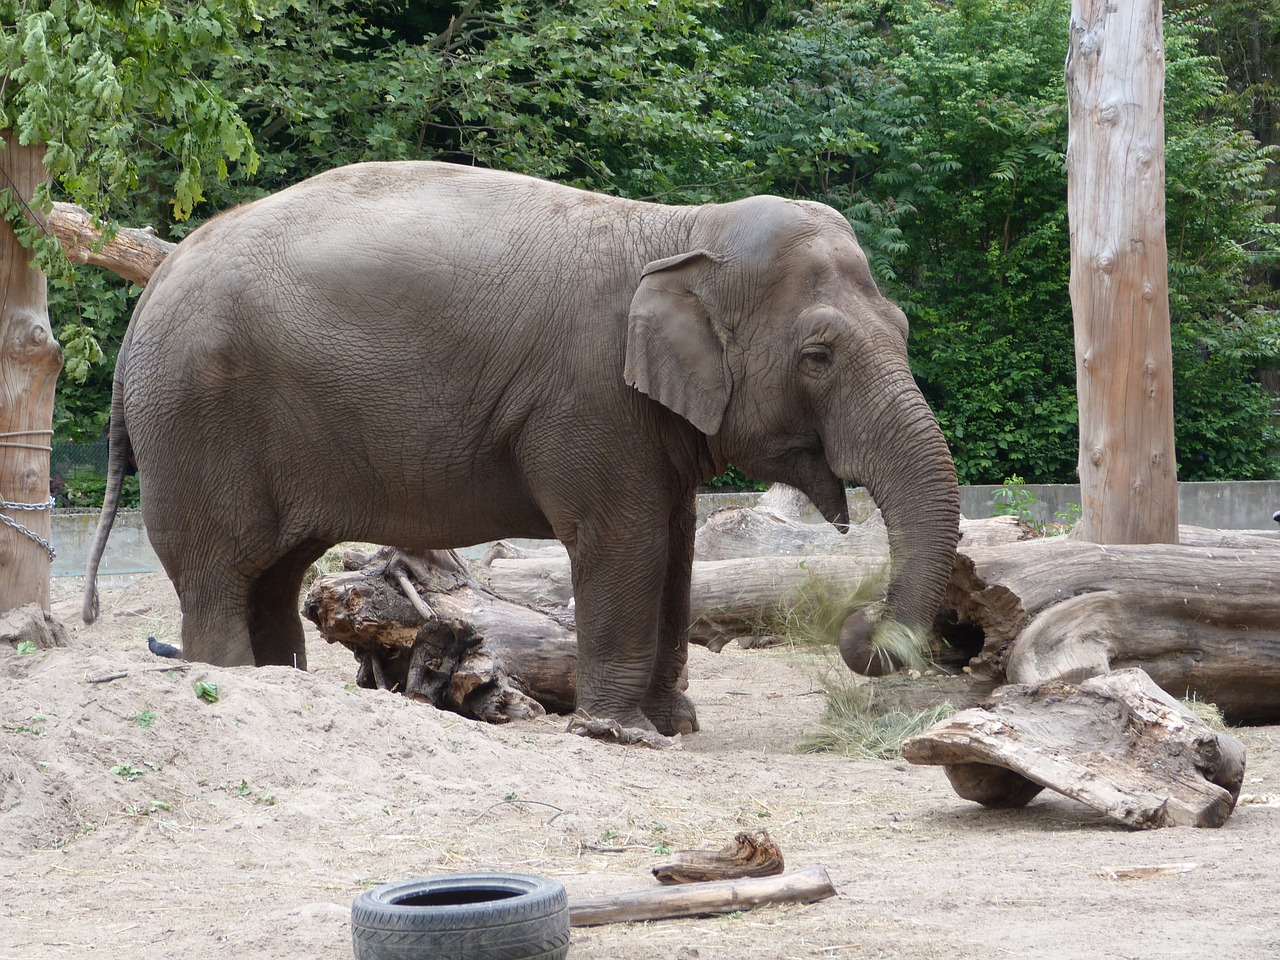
[624,250,731,436]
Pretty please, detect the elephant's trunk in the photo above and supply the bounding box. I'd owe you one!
[835,383,960,676]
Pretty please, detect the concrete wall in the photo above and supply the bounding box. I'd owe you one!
[960,480,1280,532]
[54,480,1280,577]
[52,511,158,579]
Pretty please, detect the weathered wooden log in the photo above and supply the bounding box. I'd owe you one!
[567,865,837,926]
[486,552,887,645]
[652,831,784,885]
[47,202,174,287]
[941,536,1280,722]
[483,513,1025,646]
[901,668,1246,829]
[302,548,577,718]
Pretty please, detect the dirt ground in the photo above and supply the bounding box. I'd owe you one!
[2,572,1279,960]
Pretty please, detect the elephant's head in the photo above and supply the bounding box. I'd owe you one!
[625,196,960,674]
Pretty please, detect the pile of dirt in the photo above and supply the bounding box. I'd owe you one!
[2,573,1279,959]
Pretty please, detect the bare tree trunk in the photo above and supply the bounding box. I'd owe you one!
[0,136,60,613]
[1067,0,1178,543]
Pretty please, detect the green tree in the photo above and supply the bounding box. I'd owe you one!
[0,0,260,609]
[808,0,1280,483]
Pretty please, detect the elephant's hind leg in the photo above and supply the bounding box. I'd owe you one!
[174,569,256,667]
[247,540,331,669]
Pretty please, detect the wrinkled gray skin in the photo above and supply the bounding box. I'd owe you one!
[84,162,960,734]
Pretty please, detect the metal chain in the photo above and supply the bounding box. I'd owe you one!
[0,495,56,561]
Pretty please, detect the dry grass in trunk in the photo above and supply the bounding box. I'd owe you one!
[760,569,888,650]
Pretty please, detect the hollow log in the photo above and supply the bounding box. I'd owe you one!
[941,535,1280,723]
[902,668,1246,829]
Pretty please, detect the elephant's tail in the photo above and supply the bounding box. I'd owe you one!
[83,335,134,624]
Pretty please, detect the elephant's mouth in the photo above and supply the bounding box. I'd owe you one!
[792,431,851,532]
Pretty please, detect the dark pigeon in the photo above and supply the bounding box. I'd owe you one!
[147,636,182,660]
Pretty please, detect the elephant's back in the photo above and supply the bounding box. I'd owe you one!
[119,161,680,512]
[136,162,662,346]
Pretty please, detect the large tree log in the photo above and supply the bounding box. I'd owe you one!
[485,506,1027,645]
[942,534,1280,723]
[303,548,577,719]
[304,492,974,719]
[902,669,1246,829]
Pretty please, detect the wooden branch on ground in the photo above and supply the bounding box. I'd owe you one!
[47,202,174,286]
[902,668,1246,829]
[941,534,1280,722]
[567,865,836,926]
[652,831,784,884]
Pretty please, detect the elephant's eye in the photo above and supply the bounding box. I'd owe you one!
[800,344,834,373]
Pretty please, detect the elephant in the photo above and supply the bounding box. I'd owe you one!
[83,161,960,735]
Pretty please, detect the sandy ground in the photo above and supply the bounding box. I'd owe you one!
[2,572,1279,960]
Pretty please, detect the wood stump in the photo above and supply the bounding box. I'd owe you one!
[901,668,1247,828]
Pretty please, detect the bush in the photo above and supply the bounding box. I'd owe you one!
[52,467,140,510]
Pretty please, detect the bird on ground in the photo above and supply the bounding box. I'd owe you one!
[147,636,182,659]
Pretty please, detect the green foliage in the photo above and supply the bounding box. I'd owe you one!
[54,467,139,509]
[194,680,219,704]
[1,0,262,436]
[20,0,1280,483]
[990,474,1039,525]
[701,465,770,492]
[0,0,260,222]
[989,474,1078,534]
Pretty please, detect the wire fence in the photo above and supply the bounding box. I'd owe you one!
[49,440,138,509]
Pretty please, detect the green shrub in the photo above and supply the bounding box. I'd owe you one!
[55,468,140,509]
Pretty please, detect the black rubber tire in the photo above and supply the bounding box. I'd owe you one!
[351,872,571,960]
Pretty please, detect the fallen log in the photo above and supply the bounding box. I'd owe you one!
[901,668,1247,829]
[567,864,836,926]
[941,536,1280,722]
[305,489,1024,719]
[484,512,1024,647]
[302,548,577,719]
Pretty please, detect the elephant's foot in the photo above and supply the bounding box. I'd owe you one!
[641,689,700,737]
[567,712,681,749]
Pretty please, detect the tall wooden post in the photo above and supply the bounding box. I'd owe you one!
[0,136,61,611]
[1066,0,1179,544]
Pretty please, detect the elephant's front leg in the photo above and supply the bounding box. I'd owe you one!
[569,528,674,732]
[640,497,699,736]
